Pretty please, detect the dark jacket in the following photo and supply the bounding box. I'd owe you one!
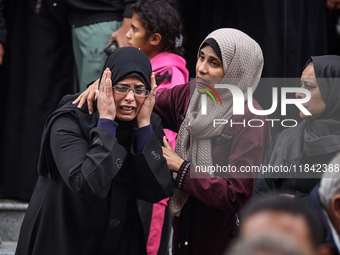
[155,81,272,255]
[253,133,339,199]
[306,184,340,255]
[15,94,174,255]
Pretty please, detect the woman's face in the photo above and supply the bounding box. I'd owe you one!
[113,76,147,121]
[126,13,153,58]
[296,64,326,120]
[195,45,224,92]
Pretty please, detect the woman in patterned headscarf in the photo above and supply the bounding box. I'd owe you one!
[156,28,271,255]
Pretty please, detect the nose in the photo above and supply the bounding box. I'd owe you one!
[296,91,306,99]
[124,90,135,102]
[197,60,208,75]
[126,29,131,40]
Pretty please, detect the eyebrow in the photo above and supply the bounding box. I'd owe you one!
[134,84,146,88]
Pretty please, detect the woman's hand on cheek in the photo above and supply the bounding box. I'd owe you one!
[137,72,157,127]
[96,69,116,120]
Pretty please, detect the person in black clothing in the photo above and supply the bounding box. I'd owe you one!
[15,47,174,255]
[0,0,74,202]
[307,159,340,255]
[254,55,340,198]
[69,0,137,91]
[0,0,5,65]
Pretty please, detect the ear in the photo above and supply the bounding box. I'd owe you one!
[150,33,162,47]
[331,194,340,219]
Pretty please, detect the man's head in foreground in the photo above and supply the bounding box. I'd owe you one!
[235,195,333,255]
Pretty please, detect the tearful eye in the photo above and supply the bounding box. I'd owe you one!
[116,86,129,92]
[135,89,147,95]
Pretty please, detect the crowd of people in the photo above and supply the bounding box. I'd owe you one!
[0,0,340,255]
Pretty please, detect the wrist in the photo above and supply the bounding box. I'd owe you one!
[173,158,185,172]
[137,120,150,128]
[99,114,115,121]
[175,160,190,189]
[98,118,118,136]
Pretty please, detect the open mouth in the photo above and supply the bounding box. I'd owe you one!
[120,106,135,111]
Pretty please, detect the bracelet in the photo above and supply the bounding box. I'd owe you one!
[175,160,190,189]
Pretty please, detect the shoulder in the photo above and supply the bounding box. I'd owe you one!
[157,81,190,100]
[151,52,187,76]
[306,183,321,204]
[47,94,98,136]
[150,112,164,130]
[57,93,81,108]
[151,52,186,67]
[150,112,162,123]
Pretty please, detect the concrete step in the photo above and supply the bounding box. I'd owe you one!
[0,200,28,242]
[0,242,16,255]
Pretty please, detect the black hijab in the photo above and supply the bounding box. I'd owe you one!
[38,48,153,175]
[269,55,340,167]
[200,38,222,62]
[311,55,340,121]
[99,47,152,90]
[99,47,152,150]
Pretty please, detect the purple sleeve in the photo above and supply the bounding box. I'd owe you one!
[97,118,118,137]
[154,82,191,132]
[134,124,153,153]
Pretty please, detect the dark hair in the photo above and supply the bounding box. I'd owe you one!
[132,0,185,56]
[241,195,325,249]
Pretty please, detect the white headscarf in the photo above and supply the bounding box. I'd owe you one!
[169,28,264,216]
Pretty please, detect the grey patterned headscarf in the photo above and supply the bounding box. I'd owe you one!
[169,28,264,216]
